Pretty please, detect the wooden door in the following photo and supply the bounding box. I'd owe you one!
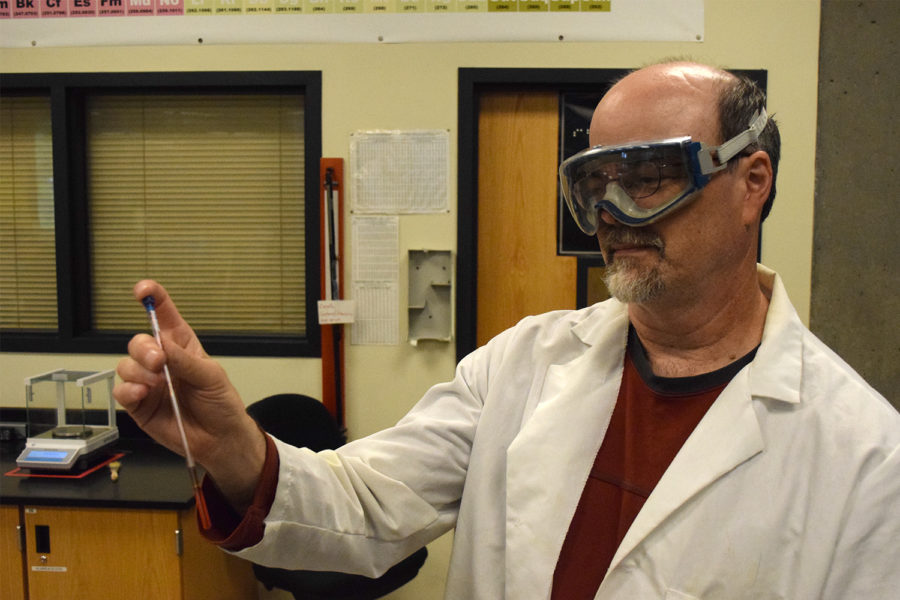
[24,506,182,600]
[476,90,577,346]
[1,505,26,600]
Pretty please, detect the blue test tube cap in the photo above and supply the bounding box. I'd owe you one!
[141,295,156,312]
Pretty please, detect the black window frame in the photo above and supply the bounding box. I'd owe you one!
[0,71,322,358]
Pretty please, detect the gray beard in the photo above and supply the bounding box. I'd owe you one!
[603,258,665,303]
[598,226,666,303]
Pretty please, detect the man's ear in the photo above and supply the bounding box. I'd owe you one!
[741,150,773,223]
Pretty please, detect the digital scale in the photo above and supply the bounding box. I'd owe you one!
[16,369,119,472]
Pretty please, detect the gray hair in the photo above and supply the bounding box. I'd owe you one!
[717,73,781,221]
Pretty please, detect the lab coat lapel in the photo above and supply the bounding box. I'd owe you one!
[601,267,803,584]
[607,368,765,575]
[506,308,630,599]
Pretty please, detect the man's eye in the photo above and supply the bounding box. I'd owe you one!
[619,162,660,197]
[658,163,686,178]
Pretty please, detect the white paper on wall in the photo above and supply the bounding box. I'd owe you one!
[350,130,449,214]
[350,283,399,346]
[350,215,399,345]
[352,215,399,282]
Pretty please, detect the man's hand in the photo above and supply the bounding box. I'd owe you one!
[113,280,266,512]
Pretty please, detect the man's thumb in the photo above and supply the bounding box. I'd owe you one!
[160,331,221,389]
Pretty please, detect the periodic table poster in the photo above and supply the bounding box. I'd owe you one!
[0,0,703,45]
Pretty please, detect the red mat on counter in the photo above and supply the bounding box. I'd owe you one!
[4,452,125,479]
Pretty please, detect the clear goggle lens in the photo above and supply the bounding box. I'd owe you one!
[559,110,768,231]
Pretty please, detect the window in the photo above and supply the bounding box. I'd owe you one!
[0,95,57,331]
[0,72,322,357]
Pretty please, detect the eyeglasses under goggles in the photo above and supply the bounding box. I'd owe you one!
[558,109,769,231]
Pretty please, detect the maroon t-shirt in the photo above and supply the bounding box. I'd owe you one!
[550,329,756,599]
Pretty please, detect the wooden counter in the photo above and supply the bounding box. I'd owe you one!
[1,437,258,600]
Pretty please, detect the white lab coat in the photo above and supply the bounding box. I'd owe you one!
[234,266,900,599]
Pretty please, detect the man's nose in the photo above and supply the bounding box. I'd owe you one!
[598,208,619,225]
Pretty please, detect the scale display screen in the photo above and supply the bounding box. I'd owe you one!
[17,447,80,470]
[24,450,71,462]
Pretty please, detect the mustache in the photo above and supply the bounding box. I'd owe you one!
[598,224,665,253]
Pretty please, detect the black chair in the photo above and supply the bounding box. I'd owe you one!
[245,393,428,600]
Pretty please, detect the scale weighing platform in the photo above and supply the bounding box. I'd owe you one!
[16,369,119,472]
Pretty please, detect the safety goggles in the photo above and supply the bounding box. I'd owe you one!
[558,110,768,230]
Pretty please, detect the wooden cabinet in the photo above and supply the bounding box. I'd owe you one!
[2,436,259,599]
[20,505,257,600]
[1,505,26,600]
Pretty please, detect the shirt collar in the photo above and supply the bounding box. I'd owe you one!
[570,264,804,404]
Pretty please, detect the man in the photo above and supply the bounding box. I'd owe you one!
[115,62,900,599]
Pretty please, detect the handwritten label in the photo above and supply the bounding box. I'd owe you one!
[318,300,356,324]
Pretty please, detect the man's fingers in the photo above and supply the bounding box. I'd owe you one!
[133,279,190,335]
[133,279,167,308]
[126,333,165,371]
[112,380,152,408]
[117,353,162,386]
[133,279,206,356]
[162,330,226,390]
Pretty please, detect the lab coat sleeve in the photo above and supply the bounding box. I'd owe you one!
[821,442,900,598]
[228,335,505,577]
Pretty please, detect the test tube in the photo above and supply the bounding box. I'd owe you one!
[142,295,211,529]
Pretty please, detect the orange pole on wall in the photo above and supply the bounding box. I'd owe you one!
[320,158,345,428]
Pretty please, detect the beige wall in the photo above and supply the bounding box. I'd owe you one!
[0,2,821,598]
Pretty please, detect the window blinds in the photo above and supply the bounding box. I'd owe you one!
[0,96,58,331]
[88,94,306,335]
